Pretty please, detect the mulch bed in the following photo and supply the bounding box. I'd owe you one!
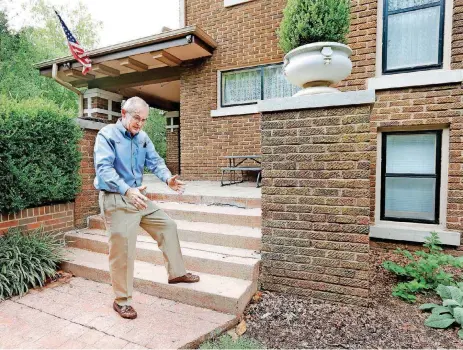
[243,250,463,349]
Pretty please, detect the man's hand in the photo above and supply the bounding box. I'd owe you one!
[125,185,149,210]
[167,175,186,194]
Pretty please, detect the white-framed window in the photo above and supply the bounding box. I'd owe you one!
[375,0,453,74]
[380,131,442,224]
[220,63,300,108]
[370,127,461,245]
[382,0,446,74]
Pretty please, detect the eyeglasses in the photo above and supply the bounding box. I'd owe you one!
[127,113,148,124]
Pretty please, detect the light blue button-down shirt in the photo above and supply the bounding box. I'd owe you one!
[93,120,172,195]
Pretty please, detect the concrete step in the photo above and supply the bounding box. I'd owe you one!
[157,202,261,228]
[65,230,260,280]
[87,216,262,250]
[62,248,257,315]
[147,192,261,209]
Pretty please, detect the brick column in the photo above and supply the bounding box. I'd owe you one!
[165,111,180,175]
[74,89,123,228]
[259,92,374,306]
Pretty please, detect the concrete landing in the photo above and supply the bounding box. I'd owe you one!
[0,277,237,349]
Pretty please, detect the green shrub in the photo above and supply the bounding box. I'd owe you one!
[144,108,166,160]
[0,227,66,300]
[383,232,463,303]
[278,0,351,54]
[420,284,463,339]
[200,334,264,350]
[0,96,82,213]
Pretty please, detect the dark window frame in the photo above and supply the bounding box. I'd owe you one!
[382,0,446,74]
[220,63,288,108]
[380,130,442,224]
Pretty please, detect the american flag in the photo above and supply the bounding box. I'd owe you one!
[55,10,92,75]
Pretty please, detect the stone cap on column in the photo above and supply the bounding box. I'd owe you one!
[82,88,123,123]
[258,90,376,113]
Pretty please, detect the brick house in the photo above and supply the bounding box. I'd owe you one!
[181,0,463,248]
[32,0,463,304]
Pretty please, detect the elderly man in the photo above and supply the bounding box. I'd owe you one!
[94,96,199,320]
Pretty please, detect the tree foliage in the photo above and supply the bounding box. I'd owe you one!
[0,0,101,111]
[144,108,167,160]
[278,0,351,54]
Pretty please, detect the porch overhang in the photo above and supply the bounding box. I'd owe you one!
[34,26,217,111]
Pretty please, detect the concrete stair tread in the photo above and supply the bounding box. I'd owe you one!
[156,201,261,216]
[64,247,254,300]
[68,230,260,261]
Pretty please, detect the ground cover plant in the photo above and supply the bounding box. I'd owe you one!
[382,232,463,302]
[200,334,263,349]
[0,227,66,300]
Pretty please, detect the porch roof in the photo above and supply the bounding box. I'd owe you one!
[34,26,217,111]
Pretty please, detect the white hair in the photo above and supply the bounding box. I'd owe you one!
[122,96,149,115]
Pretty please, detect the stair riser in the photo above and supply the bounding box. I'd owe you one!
[163,209,261,228]
[148,193,261,209]
[61,261,257,315]
[66,236,259,280]
[178,230,262,251]
[88,217,261,250]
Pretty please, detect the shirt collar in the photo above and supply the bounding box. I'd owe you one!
[116,119,138,139]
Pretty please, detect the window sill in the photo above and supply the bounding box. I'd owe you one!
[370,222,460,246]
[367,69,463,91]
[211,104,259,117]
[224,0,253,7]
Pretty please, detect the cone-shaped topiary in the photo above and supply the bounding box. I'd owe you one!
[278,0,351,54]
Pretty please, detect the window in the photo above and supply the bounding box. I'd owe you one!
[382,0,445,74]
[221,64,299,107]
[381,131,442,224]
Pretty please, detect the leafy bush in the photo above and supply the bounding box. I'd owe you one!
[278,0,351,54]
[383,232,463,303]
[420,284,463,339]
[0,227,66,300]
[144,108,166,160]
[0,96,82,213]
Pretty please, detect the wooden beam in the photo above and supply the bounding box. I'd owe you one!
[64,69,95,80]
[92,64,120,77]
[152,51,182,67]
[120,57,148,72]
[88,66,182,90]
[119,87,180,111]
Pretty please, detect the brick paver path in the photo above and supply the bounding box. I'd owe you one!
[0,277,236,349]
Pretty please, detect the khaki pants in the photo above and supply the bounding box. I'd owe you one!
[99,191,187,306]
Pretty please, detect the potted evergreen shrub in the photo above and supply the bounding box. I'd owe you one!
[278,0,352,96]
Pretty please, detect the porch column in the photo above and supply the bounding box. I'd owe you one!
[165,111,181,175]
[258,91,375,306]
[75,89,123,228]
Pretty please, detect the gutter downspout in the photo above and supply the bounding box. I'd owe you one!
[52,63,84,117]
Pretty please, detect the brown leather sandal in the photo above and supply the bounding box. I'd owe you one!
[168,273,200,284]
[113,301,137,319]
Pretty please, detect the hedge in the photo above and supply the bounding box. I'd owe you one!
[0,96,82,213]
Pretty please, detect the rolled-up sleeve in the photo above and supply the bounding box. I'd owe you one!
[94,133,130,195]
[144,137,172,183]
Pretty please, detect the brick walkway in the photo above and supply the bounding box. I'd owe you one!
[0,277,237,349]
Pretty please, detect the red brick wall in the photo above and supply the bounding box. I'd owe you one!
[179,0,463,180]
[260,105,371,306]
[166,128,180,175]
[74,129,100,228]
[180,0,286,180]
[0,203,74,235]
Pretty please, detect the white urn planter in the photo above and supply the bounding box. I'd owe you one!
[283,42,353,96]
